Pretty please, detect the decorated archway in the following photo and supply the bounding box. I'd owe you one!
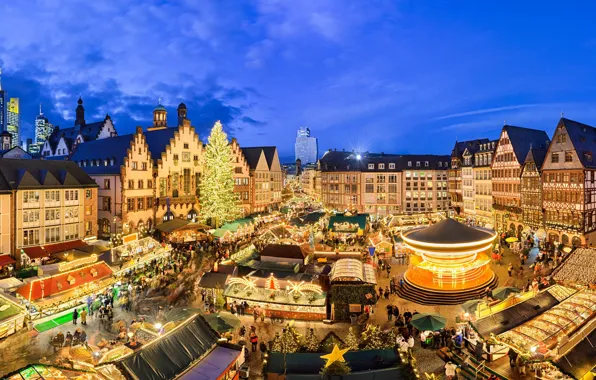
[147,218,153,230]
[548,233,559,243]
[561,234,569,246]
[572,236,582,247]
[516,224,523,237]
[509,223,516,232]
[137,220,145,233]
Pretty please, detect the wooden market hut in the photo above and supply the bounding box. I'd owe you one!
[328,213,368,235]
[328,258,377,321]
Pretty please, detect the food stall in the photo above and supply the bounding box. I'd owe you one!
[497,291,596,357]
[155,219,210,244]
[222,272,327,321]
[15,259,115,316]
[0,292,27,339]
[368,232,393,258]
[328,258,377,321]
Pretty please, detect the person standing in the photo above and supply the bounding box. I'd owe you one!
[386,304,393,321]
[80,308,88,326]
[507,263,513,277]
[72,308,79,325]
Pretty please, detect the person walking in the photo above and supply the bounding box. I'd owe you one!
[507,263,513,277]
[250,332,258,352]
[386,304,393,321]
[72,308,79,325]
[80,308,88,326]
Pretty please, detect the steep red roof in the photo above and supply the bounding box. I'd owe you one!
[17,262,113,301]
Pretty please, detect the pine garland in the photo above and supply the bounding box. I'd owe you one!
[304,328,320,352]
[343,327,359,351]
[199,121,241,227]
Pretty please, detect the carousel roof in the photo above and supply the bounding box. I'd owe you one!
[329,258,376,284]
[404,218,494,245]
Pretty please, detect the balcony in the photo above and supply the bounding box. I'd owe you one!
[158,195,197,206]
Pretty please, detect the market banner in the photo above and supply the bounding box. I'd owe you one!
[368,246,375,257]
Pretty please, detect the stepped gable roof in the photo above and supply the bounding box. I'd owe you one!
[143,127,179,161]
[71,134,135,174]
[405,218,493,245]
[503,125,550,165]
[558,117,596,168]
[0,158,98,190]
[451,139,489,159]
[523,147,548,171]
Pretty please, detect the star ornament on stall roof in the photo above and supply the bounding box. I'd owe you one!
[320,344,349,368]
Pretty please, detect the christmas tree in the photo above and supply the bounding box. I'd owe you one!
[270,332,283,352]
[279,325,303,353]
[362,324,384,350]
[304,328,320,352]
[320,361,352,377]
[343,327,359,351]
[199,121,241,228]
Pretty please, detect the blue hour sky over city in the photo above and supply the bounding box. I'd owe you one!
[1,1,596,160]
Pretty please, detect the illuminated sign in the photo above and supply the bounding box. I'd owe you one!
[123,233,138,244]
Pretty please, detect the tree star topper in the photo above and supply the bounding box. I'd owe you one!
[320,344,349,368]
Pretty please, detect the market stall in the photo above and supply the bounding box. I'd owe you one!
[108,236,171,273]
[156,219,210,244]
[497,291,596,357]
[15,260,115,316]
[328,258,377,321]
[223,272,327,320]
[0,292,27,339]
[368,232,393,257]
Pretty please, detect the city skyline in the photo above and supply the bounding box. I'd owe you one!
[3,2,596,159]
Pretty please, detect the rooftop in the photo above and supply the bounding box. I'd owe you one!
[403,218,495,245]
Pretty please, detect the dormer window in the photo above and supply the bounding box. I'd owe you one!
[110,158,115,166]
[368,163,374,169]
[389,163,395,169]
[416,162,420,167]
[445,162,448,167]
[379,163,385,169]
[425,161,429,167]
[585,152,592,162]
[104,159,108,166]
[438,162,442,167]
[407,161,412,167]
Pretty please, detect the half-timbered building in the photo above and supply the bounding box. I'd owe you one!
[542,118,596,246]
[491,125,549,235]
[520,147,547,232]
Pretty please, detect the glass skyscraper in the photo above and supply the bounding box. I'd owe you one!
[7,98,20,148]
[31,104,53,154]
[294,127,318,164]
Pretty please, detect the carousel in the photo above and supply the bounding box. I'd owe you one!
[399,218,498,305]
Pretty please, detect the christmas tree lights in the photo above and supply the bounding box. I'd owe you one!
[199,121,241,228]
[343,327,359,350]
[304,328,320,352]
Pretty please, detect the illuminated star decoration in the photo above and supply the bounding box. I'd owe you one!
[320,344,349,368]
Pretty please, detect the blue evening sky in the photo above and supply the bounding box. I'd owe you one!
[1,1,596,161]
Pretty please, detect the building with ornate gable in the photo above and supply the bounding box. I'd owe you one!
[41,98,117,158]
[541,118,596,246]
[491,125,550,235]
[71,101,283,236]
[449,139,489,216]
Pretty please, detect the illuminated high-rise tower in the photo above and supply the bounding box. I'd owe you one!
[0,68,6,134]
[31,104,54,154]
[294,127,318,164]
[7,98,19,148]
